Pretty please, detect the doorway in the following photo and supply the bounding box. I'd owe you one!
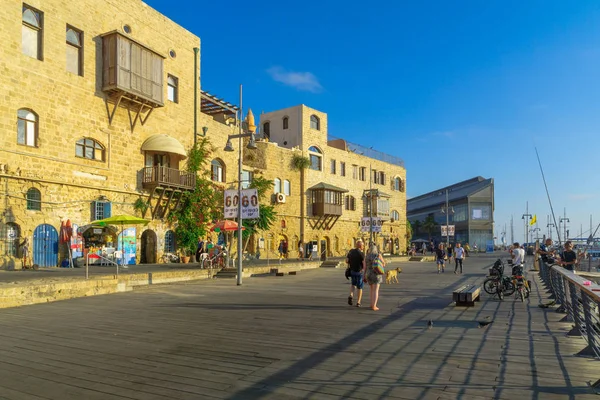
[33,224,58,267]
[141,229,157,264]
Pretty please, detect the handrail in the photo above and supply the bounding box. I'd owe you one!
[538,258,600,390]
[86,253,119,280]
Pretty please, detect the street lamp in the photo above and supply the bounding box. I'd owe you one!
[440,189,454,248]
[560,217,570,242]
[223,87,257,286]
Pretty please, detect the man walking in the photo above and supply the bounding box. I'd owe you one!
[346,240,366,307]
[454,243,465,274]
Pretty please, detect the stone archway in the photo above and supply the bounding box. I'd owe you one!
[141,229,157,264]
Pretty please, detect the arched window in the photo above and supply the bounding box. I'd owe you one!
[283,179,291,195]
[66,26,83,75]
[22,5,43,60]
[164,230,176,253]
[211,159,225,182]
[345,195,356,211]
[308,146,322,171]
[282,117,289,130]
[391,210,400,222]
[17,109,38,147]
[310,115,320,130]
[263,122,270,139]
[274,178,281,193]
[393,177,405,192]
[26,188,41,211]
[76,138,105,161]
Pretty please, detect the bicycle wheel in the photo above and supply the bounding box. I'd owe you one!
[483,278,498,294]
[502,279,515,296]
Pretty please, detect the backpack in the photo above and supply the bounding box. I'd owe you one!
[372,254,385,275]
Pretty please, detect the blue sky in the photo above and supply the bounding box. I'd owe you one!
[146,0,600,243]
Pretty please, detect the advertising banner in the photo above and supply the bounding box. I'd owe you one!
[224,189,260,219]
[361,217,382,233]
[441,225,455,237]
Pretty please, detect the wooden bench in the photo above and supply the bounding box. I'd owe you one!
[453,285,481,307]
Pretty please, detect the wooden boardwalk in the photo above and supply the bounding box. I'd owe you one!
[0,254,596,399]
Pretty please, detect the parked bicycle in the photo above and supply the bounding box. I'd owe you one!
[508,260,531,302]
[483,259,515,300]
[201,247,226,269]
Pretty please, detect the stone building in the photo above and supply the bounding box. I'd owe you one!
[0,0,407,269]
[1,0,204,268]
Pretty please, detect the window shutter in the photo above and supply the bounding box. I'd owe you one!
[104,202,112,218]
[91,201,97,221]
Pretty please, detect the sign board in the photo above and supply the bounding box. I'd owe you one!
[486,240,494,253]
[441,225,455,237]
[224,188,260,219]
[361,217,383,233]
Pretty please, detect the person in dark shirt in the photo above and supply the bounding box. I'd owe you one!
[435,243,446,274]
[537,238,556,264]
[560,241,577,271]
[346,240,366,307]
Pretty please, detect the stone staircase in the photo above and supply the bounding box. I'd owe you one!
[320,260,346,268]
[214,268,237,279]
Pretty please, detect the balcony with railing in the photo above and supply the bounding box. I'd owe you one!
[142,166,195,191]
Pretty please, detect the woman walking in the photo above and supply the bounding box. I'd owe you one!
[435,243,446,273]
[364,243,385,311]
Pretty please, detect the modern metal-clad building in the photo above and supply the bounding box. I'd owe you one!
[407,177,494,248]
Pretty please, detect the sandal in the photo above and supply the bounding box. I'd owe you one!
[356,303,361,308]
[348,296,353,306]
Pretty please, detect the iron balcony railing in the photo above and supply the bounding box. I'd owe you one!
[538,259,600,390]
[142,166,196,190]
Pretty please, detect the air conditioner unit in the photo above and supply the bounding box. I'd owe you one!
[276,193,286,203]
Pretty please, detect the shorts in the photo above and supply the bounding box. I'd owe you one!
[350,271,364,289]
[436,259,445,265]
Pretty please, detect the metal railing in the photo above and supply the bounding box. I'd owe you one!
[538,258,600,389]
[142,166,196,190]
[328,135,405,167]
[86,253,120,279]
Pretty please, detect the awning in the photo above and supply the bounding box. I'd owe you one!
[141,134,187,158]
[308,182,349,193]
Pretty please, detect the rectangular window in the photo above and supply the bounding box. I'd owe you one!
[22,4,43,60]
[66,25,83,75]
[283,180,291,195]
[309,154,321,171]
[340,162,346,177]
[167,74,178,103]
[379,171,385,185]
[274,179,281,193]
[241,170,253,189]
[92,201,112,221]
[372,169,378,184]
[330,159,336,174]
[352,165,358,179]
[359,167,366,181]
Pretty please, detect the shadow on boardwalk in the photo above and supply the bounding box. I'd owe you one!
[222,257,596,400]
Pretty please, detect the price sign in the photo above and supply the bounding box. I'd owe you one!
[224,189,260,219]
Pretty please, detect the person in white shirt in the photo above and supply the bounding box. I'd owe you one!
[511,242,525,265]
[454,243,466,274]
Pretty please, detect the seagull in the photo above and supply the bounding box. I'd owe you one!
[478,320,494,328]
[427,320,434,330]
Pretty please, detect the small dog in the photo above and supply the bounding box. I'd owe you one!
[385,267,402,284]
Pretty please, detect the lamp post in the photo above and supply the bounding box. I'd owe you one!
[440,189,454,249]
[223,85,257,286]
[547,214,555,239]
[521,202,532,246]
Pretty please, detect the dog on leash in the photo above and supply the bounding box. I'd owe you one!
[385,267,402,284]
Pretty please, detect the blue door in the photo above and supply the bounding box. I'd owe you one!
[33,224,58,267]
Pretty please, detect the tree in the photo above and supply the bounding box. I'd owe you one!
[168,138,223,257]
[412,220,422,237]
[405,221,413,242]
[291,153,310,243]
[423,214,438,241]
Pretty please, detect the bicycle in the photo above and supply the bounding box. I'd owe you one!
[483,259,515,300]
[201,250,226,269]
[509,261,531,302]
